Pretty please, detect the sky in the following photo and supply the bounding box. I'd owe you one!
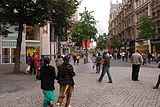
[78,0,122,35]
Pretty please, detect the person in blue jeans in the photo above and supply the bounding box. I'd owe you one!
[96,53,102,73]
[98,53,112,83]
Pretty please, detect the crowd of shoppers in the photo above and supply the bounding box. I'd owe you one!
[25,49,160,107]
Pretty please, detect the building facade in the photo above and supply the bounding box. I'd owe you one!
[0,23,57,64]
[109,0,160,54]
[0,11,78,64]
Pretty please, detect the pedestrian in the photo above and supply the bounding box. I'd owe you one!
[92,54,96,70]
[153,56,160,89]
[153,74,160,89]
[72,53,76,65]
[98,53,113,83]
[26,53,32,65]
[125,51,129,62]
[96,53,102,73]
[36,57,56,107]
[121,51,125,61]
[30,55,35,75]
[33,54,39,74]
[142,53,147,65]
[55,55,63,68]
[56,56,75,107]
[76,53,80,65]
[130,50,143,81]
[39,58,44,69]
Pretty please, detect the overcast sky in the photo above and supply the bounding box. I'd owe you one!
[78,0,122,35]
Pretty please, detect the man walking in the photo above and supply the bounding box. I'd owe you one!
[98,53,113,83]
[130,50,143,81]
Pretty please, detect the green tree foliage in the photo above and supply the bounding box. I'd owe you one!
[138,14,157,39]
[50,0,80,51]
[0,0,79,73]
[110,35,119,49]
[70,7,97,46]
[96,33,108,50]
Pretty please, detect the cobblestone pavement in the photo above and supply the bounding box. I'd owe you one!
[0,58,160,107]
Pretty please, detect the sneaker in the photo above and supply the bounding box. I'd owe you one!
[57,103,61,107]
[108,81,112,83]
[97,80,101,82]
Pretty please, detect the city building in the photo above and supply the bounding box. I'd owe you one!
[0,23,54,64]
[108,0,160,54]
[0,11,78,64]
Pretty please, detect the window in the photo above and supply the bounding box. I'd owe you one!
[2,48,10,63]
[11,48,16,63]
[2,48,16,63]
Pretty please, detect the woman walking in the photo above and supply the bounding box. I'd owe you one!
[56,56,75,107]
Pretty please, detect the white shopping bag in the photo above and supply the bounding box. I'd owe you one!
[25,65,30,74]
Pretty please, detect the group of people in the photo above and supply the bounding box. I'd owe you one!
[93,50,160,89]
[72,52,81,65]
[36,55,75,107]
[26,53,41,75]
[92,52,113,83]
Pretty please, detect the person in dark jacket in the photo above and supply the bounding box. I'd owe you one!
[98,53,113,83]
[153,74,160,89]
[39,57,56,107]
[56,56,75,107]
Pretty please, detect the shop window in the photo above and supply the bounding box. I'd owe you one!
[2,48,10,63]
[11,48,16,63]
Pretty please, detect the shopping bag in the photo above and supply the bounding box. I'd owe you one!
[99,60,104,65]
[25,65,30,74]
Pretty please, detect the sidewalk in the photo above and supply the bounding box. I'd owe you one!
[0,57,160,107]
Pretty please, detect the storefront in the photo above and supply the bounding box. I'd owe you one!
[151,38,160,54]
[135,40,151,53]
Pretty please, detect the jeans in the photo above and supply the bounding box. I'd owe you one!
[96,63,101,73]
[98,66,112,82]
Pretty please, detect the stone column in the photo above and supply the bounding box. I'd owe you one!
[20,24,26,64]
[40,22,50,58]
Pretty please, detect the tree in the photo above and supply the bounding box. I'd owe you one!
[50,0,80,51]
[70,7,97,62]
[138,14,157,39]
[96,33,109,50]
[0,0,79,73]
[0,0,54,73]
[110,35,120,50]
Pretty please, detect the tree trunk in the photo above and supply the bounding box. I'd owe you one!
[13,9,23,73]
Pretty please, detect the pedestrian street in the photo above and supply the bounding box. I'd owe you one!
[0,58,160,107]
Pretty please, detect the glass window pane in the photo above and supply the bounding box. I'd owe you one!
[2,48,10,63]
[11,48,16,63]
